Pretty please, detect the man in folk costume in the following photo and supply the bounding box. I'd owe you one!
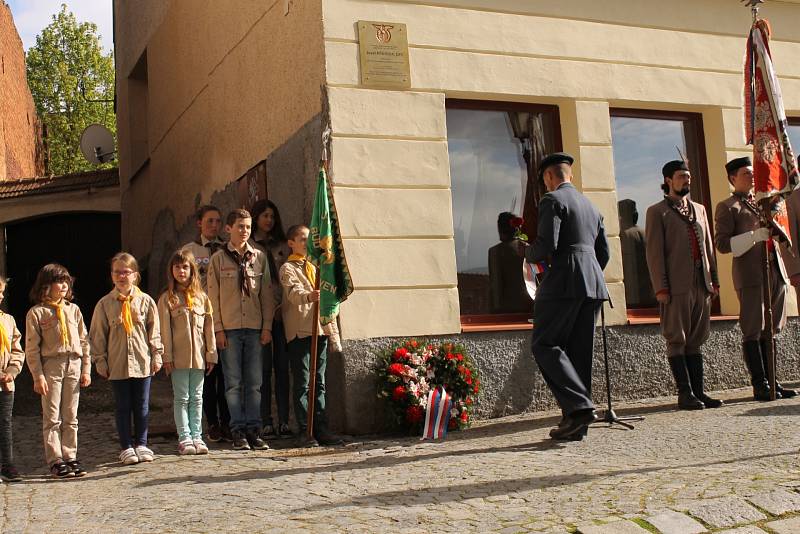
[645,160,723,410]
[522,152,609,441]
[714,157,797,401]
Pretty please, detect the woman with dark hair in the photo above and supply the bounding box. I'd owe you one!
[250,199,292,440]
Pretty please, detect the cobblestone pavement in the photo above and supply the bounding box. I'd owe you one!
[2,382,800,533]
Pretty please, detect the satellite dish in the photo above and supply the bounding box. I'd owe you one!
[80,124,116,164]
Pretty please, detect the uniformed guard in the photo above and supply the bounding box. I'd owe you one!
[645,160,723,410]
[715,157,797,401]
[523,152,609,441]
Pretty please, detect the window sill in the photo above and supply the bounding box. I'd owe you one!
[462,321,533,333]
[627,314,738,325]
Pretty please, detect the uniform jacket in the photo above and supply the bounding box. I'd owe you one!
[0,312,24,392]
[714,193,787,290]
[90,288,164,380]
[525,182,610,301]
[157,291,217,369]
[207,242,276,333]
[182,237,225,291]
[645,198,718,295]
[783,189,800,278]
[25,301,91,379]
[279,260,335,342]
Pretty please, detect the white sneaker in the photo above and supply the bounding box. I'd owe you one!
[120,448,139,465]
[135,446,155,462]
[193,439,209,455]
[178,439,196,455]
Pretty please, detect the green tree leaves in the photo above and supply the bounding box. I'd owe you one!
[26,4,115,175]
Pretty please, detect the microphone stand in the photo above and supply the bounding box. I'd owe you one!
[593,306,644,429]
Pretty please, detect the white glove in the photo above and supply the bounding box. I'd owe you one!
[730,231,756,257]
[753,227,770,243]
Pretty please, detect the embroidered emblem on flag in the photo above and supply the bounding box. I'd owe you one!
[422,386,452,440]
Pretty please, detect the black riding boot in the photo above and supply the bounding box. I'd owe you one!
[685,354,723,408]
[744,340,771,401]
[760,338,797,398]
[668,355,704,410]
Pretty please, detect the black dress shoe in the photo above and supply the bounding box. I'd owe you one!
[549,409,597,440]
[776,383,798,398]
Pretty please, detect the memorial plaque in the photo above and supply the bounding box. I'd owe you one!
[358,20,411,89]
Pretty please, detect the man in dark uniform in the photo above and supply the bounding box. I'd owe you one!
[645,160,722,410]
[523,152,609,440]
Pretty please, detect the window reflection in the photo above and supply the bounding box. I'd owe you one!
[446,103,559,316]
[788,122,800,160]
[611,113,706,309]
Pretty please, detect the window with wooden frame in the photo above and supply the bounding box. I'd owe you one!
[610,109,715,317]
[788,117,800,156]
[445,100,562,330]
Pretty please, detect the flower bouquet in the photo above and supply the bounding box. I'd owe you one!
[376,340,480,434]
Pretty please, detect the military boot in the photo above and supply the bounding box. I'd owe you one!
[760,338,797,398]
[744,339,772,401]
[685,354,723,408]
[668,355,704,410]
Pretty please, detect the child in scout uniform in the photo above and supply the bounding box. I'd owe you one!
[25,264,91,479]
[280,225,343,448]
[183,205,231,443]
[90,253,163,466]
[207,208,275,451]
[158,250,217,455]
[0,275,24,482]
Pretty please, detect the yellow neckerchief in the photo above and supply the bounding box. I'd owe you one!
[45,299,70,348]
[0,314,9,357]
[116,287,138,336]
[182,288,194,310]
[288,253,315,288]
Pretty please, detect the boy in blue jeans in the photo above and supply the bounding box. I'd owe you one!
[208,209,276,450]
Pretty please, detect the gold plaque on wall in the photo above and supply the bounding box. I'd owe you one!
[357,20,411,89]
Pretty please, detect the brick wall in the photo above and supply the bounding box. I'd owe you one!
[0,1,44,180]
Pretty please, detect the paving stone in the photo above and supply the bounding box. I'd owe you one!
[765,516,800,534]
[715,527,767,534]
[645,510,708,534]
[746,489,800,515]
[576,520,651,534]
[685,496,767,528]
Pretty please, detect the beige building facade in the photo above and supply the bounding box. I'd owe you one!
[115,0,800,432]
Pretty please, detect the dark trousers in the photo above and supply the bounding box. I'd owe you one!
[111,377,151,450]
[202,362,230,427]
[261,320,290,426]
[289,336,328,432]
[531,297,601,416]
[0,391,13,466]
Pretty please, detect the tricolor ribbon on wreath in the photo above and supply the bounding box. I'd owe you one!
[421,386,452,440]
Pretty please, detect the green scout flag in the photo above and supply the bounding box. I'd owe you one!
[308,166,354,324]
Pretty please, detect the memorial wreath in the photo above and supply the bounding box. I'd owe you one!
[376,340,480,433]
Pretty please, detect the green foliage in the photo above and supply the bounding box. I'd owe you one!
[26,4,115,175]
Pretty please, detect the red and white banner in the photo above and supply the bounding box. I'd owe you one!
[744,19,799,243]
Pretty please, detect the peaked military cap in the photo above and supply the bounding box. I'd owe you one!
[538,152,574,178]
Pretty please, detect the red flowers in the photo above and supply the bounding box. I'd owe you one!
[460,411,469,423]
[393,347,409,361]
[388,363,405,376]
[511,216,524,228]
[392,385,407,401]
[406,405,424,424]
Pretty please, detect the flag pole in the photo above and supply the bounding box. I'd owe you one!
[306,261,322,439]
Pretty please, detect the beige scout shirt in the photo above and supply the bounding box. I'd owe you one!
[0,312,24,392]
[279,260,335,343]
[90,288,164,380]
[157,291,217,369]
[207,242,276,333]
[182,237,225,291]
[25,302,91,379]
